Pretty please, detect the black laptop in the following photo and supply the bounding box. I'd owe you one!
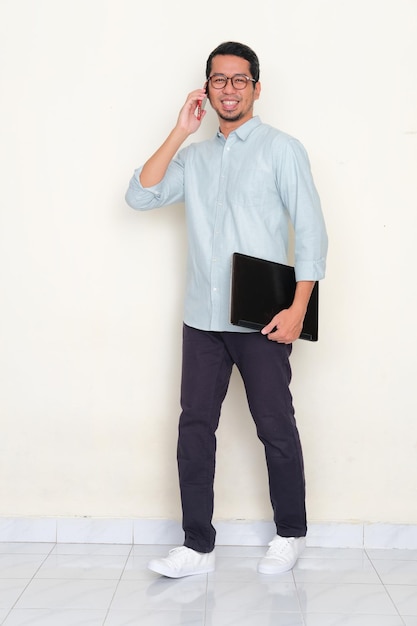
[230,252,319,341]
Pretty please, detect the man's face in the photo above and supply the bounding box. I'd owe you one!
[207,54,261,128]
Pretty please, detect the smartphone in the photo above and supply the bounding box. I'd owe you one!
[196,96,207,121]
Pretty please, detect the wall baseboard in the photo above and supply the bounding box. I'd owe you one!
[0,517,416,549]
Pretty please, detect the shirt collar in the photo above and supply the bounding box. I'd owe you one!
[216,116,261,141]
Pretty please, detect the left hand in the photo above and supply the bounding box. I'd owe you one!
[261,280,315,344]
[261,306,304,344]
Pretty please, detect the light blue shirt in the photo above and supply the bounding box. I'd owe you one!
[126,116,328,332]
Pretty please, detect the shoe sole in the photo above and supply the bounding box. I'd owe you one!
[148,562,215,578]
[257,562,295,574]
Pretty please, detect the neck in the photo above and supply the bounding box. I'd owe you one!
[218,115,252,138]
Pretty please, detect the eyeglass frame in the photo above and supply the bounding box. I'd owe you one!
[207,73,257,90]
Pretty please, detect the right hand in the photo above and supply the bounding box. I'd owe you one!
[176,88,207,135]
[139,88,208,188]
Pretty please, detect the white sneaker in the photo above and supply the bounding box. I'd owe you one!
[148,546,215,578]
[258,535,306,574]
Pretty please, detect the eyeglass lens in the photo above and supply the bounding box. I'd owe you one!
[209,75,250,89]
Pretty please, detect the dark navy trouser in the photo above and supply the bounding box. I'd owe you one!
[177,323,307,553]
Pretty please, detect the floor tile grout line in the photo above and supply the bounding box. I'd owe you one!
[292,569,308,626]
[0,545,132,626]
[1,541,56,624]
[102,543,134,625]
[366,547,387,584]
[364,550,408,623]
[381,579,409,626]
[2,547,54,623]
[203,572,210,626]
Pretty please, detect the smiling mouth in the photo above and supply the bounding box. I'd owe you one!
[221,99,239,110]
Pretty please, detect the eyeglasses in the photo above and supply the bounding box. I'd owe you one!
[207,74,256,90]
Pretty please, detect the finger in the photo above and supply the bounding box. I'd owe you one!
[261,322,275,335]
[262,327,279,342]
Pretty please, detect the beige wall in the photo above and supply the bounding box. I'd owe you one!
[1,0,416,527]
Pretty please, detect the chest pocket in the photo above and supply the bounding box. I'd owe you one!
[226,165,277,214]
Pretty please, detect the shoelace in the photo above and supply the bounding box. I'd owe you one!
[165,546,190,568]
[266,537,294,557]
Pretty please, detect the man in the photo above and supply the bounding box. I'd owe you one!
[125,41,328,578]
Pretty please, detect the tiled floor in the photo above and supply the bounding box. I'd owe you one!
[0,542,416,625]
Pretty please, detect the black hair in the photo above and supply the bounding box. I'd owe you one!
[205,41,260,83]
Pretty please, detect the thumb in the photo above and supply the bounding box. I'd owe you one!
[261,320,276,335]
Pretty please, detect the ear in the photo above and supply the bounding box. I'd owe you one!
[254,81,261,101]
[204,80,212,104]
